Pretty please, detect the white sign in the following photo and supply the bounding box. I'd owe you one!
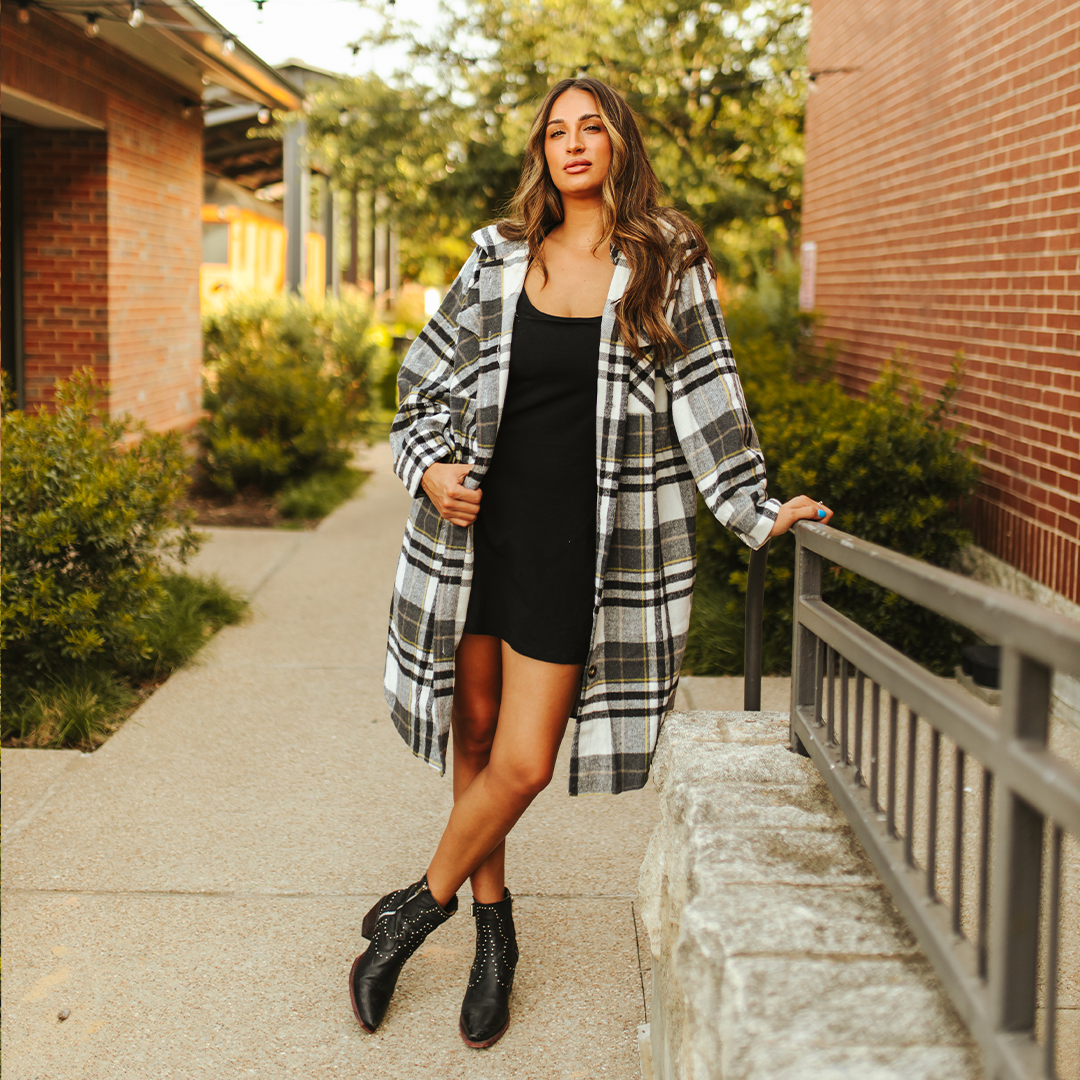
[799,241,818,311]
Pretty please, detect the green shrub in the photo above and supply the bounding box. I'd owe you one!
[2,571,247,749]
[2,668,136,751]
[200,293,390,493]
[684,286,982,677]
[128,571,248,682]
[1,372,201,695]
[277,466,370,520]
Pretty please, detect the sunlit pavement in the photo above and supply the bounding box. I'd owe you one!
[1,441,665,1079]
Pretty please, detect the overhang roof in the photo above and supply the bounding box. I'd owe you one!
[30,0,303,110]
[203,59,341,194]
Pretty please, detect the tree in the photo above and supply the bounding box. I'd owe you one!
[348,0,809,282]
[306,74,521,284]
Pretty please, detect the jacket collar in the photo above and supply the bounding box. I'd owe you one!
[470,224,625,271]
[471,224,528,262]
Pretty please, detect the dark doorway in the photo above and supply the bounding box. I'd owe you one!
[2,125,25,409]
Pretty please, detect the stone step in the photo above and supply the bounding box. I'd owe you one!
[637,709,983,1080]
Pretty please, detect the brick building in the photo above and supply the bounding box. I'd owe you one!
[1,1,300,431]
[801,0,1080,605]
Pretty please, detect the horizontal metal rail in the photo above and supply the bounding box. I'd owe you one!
[789,521,1080,1080]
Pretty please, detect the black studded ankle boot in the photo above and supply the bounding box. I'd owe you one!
[459,888,518,1048]
[349,875,458,1033]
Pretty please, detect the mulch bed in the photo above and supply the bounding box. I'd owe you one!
[178,485,317,530]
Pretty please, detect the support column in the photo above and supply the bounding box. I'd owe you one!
[368,190,377,290]
[283,118,309,294]
[322,179,335,298]
[345,184,359,286]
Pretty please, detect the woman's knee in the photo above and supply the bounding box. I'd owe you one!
[490,753,557,802]
[452,699,499,759]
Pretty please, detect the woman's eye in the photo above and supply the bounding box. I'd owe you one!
[549,128,565,138]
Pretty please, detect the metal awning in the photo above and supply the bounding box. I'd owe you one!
[31,0,303,110]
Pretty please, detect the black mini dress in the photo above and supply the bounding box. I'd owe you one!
[462,287,602,664]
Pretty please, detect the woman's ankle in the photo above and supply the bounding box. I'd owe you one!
[471,883,507,905]
[425,869,457,910]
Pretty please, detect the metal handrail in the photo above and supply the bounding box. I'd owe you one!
[743,538,771,710]
[789,520,1080,1080]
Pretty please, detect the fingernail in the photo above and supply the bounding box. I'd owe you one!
[817,508,827,519]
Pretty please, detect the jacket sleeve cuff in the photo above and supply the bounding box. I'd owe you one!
[397,439,452,499]
[745,497,781,549]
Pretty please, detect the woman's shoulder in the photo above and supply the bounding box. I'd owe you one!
[470,222,529,260]
[651,209,711,270]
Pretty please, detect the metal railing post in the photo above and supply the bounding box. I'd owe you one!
[989,648,1051,1039]
[789,524,821,755]
[743,539,771,711]
[782,520,1080,1080]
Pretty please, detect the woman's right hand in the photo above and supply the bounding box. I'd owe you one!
[421,462,482,526]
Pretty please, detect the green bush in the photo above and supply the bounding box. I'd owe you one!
[2,572,247,749]
[129,571,249,682]
[1,372,201,693]
[277,465,369,520]
[200,293,390,493]
[684,286,982,677]
[2,668,136,751]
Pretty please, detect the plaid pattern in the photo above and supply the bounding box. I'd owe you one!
[384,226,779,794]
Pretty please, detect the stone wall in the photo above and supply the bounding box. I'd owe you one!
[638,709,983,1079]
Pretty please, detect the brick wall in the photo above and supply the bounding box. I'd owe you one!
[107,94,203,431]
[802,0,1080,603]
[20,128,109,408]
[3,7,203,433]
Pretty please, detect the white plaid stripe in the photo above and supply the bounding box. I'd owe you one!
[384,227,779,794]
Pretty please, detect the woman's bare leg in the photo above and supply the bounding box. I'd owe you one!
[426,641,582,908]
[450,634,505,904]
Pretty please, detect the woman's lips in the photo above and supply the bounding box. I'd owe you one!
[565,160,592,172]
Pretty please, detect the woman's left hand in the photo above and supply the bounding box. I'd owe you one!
[769,495,833,538]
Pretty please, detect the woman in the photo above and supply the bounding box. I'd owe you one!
[351,77,832,1049]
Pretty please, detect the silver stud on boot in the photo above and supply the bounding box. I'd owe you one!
[459,888,518,1048]
[350,875,458,1033]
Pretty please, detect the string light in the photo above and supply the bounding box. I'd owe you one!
[17,2,31,25]
[85,13,100,37]
[257,107,271,124]
[128,1,144,28]
[222,35,236,55]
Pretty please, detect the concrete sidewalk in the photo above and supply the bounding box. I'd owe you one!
[1,443,664,1079]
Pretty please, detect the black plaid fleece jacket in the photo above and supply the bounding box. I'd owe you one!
[384,226,779,794]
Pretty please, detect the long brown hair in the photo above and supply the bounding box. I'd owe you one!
[497,77,714,363]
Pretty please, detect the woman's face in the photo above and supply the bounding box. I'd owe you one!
[543,88,612,200]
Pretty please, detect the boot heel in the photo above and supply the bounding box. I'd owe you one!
[351,877,458,1034]
[361,897,386,940]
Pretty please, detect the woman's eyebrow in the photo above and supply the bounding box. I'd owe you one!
[546,113,602,126]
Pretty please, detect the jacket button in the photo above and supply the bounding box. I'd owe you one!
[587,664,597,678]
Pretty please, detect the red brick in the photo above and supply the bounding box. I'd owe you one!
[804,0,1080,603]
[6,6,201,432]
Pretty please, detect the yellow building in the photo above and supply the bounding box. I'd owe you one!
[201,177,325,308]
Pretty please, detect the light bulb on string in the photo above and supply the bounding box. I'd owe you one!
[129,1,144,28]
[85,14,100,37]
[222,36,235,55]
[17,2,31,25]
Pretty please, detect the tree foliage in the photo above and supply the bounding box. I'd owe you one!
[309,0,808,282]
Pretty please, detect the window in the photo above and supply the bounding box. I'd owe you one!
[202,221,229,265]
